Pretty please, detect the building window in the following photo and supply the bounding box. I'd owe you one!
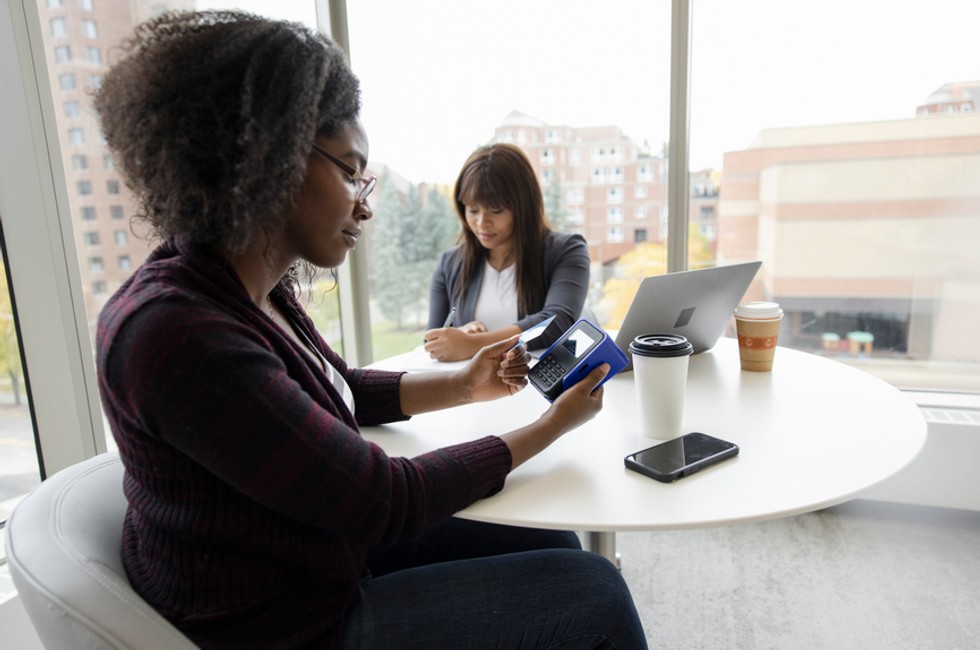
[570,149,580,164]
[541,148,556,165]
[118,255,132,271]
[634,185,648,199]
[85,46,101,64]
[591,168,605,184]
[635,228,648,243]
[84,232,100,246]
[607,187,623,204]
[609,167,624,183]
[68,127,84,144]
[107,179,120,195]
[565,188,583,204]
[607,226,624,243]
[81,19,97,39]
[92,281,108,294]
[58,73,76,90]
[114,230,128,245]
[541,170,554,184]
[103,154,115,170]
[80,206,96,221]
[78,0,93,10]
[110,205,124,220]
[71,154,87,170]
[77,180,92,195]
[50,17,67,37]
[54,45,71,63]
[607,206,624,223]
[88,74,102,90]
[64,100,80,118]
[546,129,561,144]
[635,206,648,219]
[48,0,64,7]
[637,164,653,182]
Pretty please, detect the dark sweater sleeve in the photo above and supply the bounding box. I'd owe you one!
[100,297,513,544]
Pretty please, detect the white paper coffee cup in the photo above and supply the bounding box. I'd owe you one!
[629,334,694,440]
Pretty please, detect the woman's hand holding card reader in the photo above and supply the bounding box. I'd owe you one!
[529,319,629,401]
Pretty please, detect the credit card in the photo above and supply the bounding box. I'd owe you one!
[508,315,556,350]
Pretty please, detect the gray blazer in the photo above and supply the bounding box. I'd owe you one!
[427,231,590,349]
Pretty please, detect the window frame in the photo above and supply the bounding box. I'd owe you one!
[1,0,107,476]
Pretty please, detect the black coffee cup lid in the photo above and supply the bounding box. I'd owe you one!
[629,333,694,357]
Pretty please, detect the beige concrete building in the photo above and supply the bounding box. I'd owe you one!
[718,109,980,364]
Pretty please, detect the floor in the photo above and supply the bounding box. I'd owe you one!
[617,499,980,649]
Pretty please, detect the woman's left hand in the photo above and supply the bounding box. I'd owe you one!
[461,335,532,402]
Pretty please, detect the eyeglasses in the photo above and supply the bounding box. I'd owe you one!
[310,143,377,203]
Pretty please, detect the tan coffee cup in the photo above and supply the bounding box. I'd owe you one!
[734,302,783,372]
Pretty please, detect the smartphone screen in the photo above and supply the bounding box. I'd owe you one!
[624,432,739,483]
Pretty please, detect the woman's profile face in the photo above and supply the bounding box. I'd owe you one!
[465,203,515,260]
[284,119,373,269]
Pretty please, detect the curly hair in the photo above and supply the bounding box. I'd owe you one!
[93,10,361,256]
[452,143,553,317]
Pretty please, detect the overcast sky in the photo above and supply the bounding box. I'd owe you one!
[204,0,980,184]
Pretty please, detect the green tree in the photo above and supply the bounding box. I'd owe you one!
[544,177,570,231]
[409,188,459,323]
[0,259,24,405]
[371,177,458,329]
[372,171,414,328]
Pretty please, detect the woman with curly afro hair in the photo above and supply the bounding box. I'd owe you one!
[94,10,646,649]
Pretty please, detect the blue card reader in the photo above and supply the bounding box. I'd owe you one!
[528,319,629,401]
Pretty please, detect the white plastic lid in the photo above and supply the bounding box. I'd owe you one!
[734,301,783,320]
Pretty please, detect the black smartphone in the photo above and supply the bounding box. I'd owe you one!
[624,432,739,483]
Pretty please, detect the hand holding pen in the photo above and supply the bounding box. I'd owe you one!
[422,306,456,344]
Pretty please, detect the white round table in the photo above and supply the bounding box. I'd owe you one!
[364,338,926,557]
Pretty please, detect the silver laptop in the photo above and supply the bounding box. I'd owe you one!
[614,261,762,367]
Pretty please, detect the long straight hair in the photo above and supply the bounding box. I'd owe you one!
[452,143,553,316]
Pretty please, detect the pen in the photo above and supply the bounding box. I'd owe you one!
[442,306,456,328]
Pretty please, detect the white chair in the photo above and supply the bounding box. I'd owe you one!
[4,452,197,649]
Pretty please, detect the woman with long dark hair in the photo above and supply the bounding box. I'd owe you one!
[424,143,591,361]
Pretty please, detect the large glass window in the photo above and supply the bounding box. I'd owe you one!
[6,0,977,522]
[347,0,672,358]
[690,0,980,391]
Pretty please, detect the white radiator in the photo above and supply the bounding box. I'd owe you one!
[859,391,980,511]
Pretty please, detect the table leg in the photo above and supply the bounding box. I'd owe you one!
[585,531,621,569]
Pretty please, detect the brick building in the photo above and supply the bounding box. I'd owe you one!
[39,0,193,331]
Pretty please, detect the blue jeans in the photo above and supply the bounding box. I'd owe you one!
[340,519,648,649]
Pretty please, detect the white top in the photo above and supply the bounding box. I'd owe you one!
[365,337,926,532]
[735,301,784,320]
[473,260,518,331]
